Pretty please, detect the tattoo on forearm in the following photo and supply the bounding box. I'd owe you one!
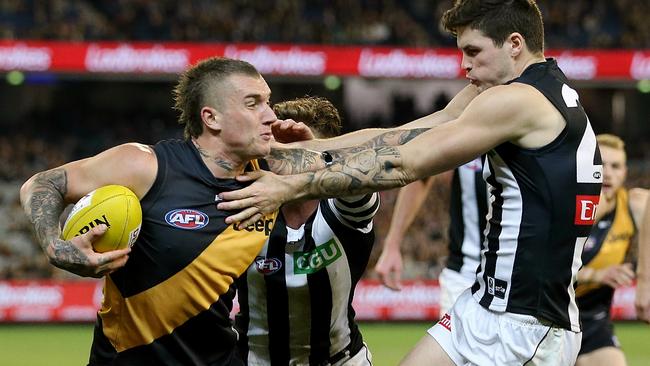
[361,128,428,149]
[24,169,68,252]
[268,148,322,175]
[268,128,427,175]
[300,146,409,198]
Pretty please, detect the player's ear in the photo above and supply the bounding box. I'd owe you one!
[201,106,222,133]
[508,32,524,57]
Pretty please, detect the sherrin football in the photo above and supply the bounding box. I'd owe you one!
[62,185,142,253]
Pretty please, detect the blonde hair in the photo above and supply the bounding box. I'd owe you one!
[596,133,626,160]
[273,96,341,138]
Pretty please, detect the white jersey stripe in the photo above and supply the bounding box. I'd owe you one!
[567,237,586,332]
[458,160,483,276]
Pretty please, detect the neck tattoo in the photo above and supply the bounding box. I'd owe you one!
[193,139,235,172]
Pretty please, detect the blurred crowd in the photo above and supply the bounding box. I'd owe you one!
[0,0,648,48]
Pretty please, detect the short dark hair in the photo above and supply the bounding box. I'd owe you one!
[442,0,544,54]
[173,57,260,139]
[273,96,342,138]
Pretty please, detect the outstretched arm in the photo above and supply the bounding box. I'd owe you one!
[20,143,156,277]
[283,84,479,151]
[266,128,429,175]
[218,84,539,226]
[376,176,437,290]
[630,188,650,323]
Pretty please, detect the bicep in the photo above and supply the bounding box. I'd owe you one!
[64,143,157,201]
[398,87,533,181]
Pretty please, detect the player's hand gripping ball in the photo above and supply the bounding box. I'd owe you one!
[62,185,142,252]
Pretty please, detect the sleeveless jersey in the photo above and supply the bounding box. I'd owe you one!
[89,139,277,365]
[470,59,603,332]
[446,157,488,278]
[235,193,379,366]
[576,189,635,315]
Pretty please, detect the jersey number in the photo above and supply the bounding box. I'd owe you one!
[562,84,602,184]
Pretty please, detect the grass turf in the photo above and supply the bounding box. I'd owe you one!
[0,322,647,365]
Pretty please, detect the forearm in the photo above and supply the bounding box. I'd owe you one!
[269,128,429,175]
[638,196,650,282]
[384,178,433,248]
[20,168,69,254]
[284,146,413,203]
[284,86,479,152]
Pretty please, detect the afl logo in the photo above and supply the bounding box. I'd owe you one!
[255,256,282,275]
[165,209,209,230]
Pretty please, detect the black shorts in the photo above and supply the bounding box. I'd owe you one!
[579,310,620,355]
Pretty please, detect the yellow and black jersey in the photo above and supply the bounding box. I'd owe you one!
[576,188,635,316]
[89,139,277,366]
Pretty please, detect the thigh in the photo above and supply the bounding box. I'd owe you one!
[399,334,455,366]
[576,347,627,366]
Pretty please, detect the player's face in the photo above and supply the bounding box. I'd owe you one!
[600,146,627,200]
[457,27,515,93]
[218,74,276,160]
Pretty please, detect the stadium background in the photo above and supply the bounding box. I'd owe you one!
[0,1,649,365]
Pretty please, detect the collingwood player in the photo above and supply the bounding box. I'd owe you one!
[376,157,487,318]
[236,97,379,366]
[217,1,602,365]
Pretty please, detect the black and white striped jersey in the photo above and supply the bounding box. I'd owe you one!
[235,193,379,366]
[470,59,602,332]
[446,157,488,278]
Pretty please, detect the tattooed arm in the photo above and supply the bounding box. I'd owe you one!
[267,128,429,175]
[283,84,479,151]
[218,84,541,226]
[20,143,157,277]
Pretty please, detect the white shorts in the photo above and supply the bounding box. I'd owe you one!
[438,268,475,317]
[428,290,581,366]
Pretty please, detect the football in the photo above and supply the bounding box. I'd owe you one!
[61,185,142,253]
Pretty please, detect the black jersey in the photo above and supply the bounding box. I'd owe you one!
[235,193,379,365]
[470,59,602,332]
[446,158,488,278]
[89,139,277,365]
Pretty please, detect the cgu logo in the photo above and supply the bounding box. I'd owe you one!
[76,215,110,236]
[255,256,282,275]
[165,209,209,230]
[575,195,599,225]
[233,217,274,236]
[293,239,342,275]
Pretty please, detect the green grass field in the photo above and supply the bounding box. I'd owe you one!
[0,322,647,365]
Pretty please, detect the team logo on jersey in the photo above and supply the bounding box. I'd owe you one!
[437,313,452,332]
[487,276,507,299]
[574,195,599,225]
[164,209,209,230]
[293,238,342,274]
[254,256,282,275]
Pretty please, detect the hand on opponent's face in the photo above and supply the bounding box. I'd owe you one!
[271,119,315,144]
